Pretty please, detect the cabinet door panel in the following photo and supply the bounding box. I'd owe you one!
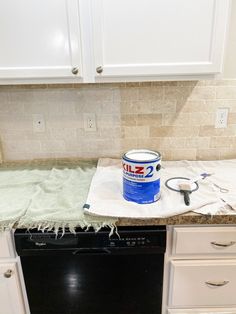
[0,263,25,314]
[0,0,82,79]
[0,232,12,258]
[168,309,236,314]
[169,260,236,307]
[173,226,236,256]
[92,0,230,77]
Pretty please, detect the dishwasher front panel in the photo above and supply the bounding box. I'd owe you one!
[21,253,164,314]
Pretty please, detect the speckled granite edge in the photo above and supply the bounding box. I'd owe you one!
[117,212,236,226]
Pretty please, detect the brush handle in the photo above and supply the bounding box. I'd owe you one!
[183,191,190,206]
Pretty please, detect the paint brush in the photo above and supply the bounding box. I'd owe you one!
[178,182,192,206]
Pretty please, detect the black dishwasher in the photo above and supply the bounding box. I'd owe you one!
[15,226,166,314]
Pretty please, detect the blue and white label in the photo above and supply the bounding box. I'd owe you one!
[122,150,161,204]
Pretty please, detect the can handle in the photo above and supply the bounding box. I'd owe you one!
[156,164,161,171]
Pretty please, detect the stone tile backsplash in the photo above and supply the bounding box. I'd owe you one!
[0,80,236,161]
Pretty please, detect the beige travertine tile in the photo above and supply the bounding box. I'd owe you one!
[97,114,120,129]
[136,114,162,126]
[81,87,113,102]
[210,136,236,148]
[150,100,176,113]
[99,127,121,138]
[150,126,199,137]
[177,81,199,87]
[187,86,216,100]
[185,137,210,149]
[114,87,139,102]
[136,138,162,150]
[228,112,236,124]
[4,140,41,153]
[138,86,164,101]
[122,126,149,138]
[0,137,3,163]
[158,137,186,149]
[188,112,215,126]
[164,86,192,101]
[159,150,172,160]
[196,149,220,160]
[125,82,142,87]
[121,139,138,153]
[41,140,66,153]
[199,125,236,137]
[219,149,236,159]
[162,113,191,126]
[213,79,236,86]
[49,129,77,141]
[216,86,236,99]
[0,81,236,162]
[136,139,185,155]
[121,114,137,126]
[120,100,141,114]
[152,81,178,87]
[170,149,197,160]
[176,100,207,113]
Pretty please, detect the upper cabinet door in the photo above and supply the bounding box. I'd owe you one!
[0,0,83,82]
[91,0,230,80]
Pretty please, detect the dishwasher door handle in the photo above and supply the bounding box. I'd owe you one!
[72,248,112,255]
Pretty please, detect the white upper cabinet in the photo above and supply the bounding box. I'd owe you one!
[91,0,230,81]
[0,0,83,83]
[0,0,231,83]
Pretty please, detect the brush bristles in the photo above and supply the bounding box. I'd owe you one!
[178,182,192,191]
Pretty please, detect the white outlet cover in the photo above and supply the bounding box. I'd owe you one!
[33,114,45,132]
[83,113,96,131]
[215,108,229,129]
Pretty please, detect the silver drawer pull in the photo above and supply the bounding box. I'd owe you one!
[211,241,236,248]
[205,280,229,287]
[4,269,13,278]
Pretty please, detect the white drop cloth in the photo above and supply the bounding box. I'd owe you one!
[84,158,236,218]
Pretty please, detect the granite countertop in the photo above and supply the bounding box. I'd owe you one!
[117,212,236,226]
[0,158,236,229]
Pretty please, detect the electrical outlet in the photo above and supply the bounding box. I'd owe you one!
[83,113,97,131]
[33,114,45,132]
[215,108,229,129]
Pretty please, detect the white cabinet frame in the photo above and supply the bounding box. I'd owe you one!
[91,0,230,79]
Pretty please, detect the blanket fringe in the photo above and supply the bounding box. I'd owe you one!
[0,218,117,236]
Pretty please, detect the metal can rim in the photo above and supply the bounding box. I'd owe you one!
[123,149,161,163]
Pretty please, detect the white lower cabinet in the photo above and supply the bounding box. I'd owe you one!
[168,309,236,314]
[0,262,25,314]
[0,231,27,314]
[169,260,236,307]
[166,226,236,314]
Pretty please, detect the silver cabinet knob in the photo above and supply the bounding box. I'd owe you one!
[72,67,79,75]
[4,269,13,278]
[96,66,103,74]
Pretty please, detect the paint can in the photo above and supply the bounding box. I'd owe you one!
[122,149,161,204]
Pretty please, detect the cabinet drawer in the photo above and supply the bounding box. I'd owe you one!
[168,309,236,314]
[169,260,236,307]
[0,232,13,258]
[173,227,236,255]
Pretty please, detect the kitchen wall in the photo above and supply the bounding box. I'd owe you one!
[0,80,236,161]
